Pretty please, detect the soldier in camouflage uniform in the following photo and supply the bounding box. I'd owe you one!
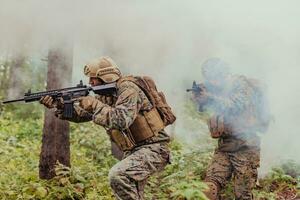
[192,58,269,200]
[40,56,171,200]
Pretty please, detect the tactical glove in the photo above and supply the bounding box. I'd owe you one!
[78,96,104,113]
[208,115,225,138]
[40,96,64,109]
[97,95,114,106]
[40,96,54,109]
[192,86,209,107]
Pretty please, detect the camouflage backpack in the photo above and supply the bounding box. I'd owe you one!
[121,76,176,126]
[247,78,271,133]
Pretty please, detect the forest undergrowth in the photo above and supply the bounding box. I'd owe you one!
[0,103,299,200]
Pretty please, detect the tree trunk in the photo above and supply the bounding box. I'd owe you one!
[0,59,10,98]
[7,54,25,99]
[39,46,73,179]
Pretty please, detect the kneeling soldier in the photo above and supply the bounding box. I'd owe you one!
[40,56,175,200]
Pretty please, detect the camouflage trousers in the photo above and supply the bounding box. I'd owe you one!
[108,142,170,200]
[205,147,260,200]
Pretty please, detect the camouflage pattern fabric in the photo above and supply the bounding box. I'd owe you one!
[206,75,260,137]
[109,143,170,200]
[206,75,255,116]
[55,79,170,199]
[205,147,260,200]
[55,80,170,146]
[203,75,262,200]
[56,80,154,130]
[205,75,261,151]
[55,104,93,123]
[93,80,153,130]
[83,79,170,144]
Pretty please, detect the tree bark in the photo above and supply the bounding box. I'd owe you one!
[39,46,73,179]
[7,54,25,99]
[0,59,10,98]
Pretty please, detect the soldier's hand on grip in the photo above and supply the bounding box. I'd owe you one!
[199,87,209,99]
[192,85,209,104]
[40,96,64,109]
[79,96,103,113]
[208,115,225,138]
[40,95,54,109]
[98,95,113,105]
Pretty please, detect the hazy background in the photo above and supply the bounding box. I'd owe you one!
[1,0,299,175]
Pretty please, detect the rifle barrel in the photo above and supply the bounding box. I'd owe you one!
[2,98,25,104]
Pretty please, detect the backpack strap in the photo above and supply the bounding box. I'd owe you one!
[117,76,157,106]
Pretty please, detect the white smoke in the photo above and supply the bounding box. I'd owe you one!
[1,0,300,173]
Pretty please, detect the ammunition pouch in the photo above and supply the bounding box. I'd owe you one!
[208,115,225,138]
[109,108,165,151]
[110,129,135,151]
[129,107,164,143]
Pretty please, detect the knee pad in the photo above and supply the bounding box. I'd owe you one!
[203,181,220,200]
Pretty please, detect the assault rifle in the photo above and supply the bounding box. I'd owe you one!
[2,80,117,118]
[186,81,205,94]
[186,81,206,112]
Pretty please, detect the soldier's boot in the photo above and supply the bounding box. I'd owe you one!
[203,181,220,200]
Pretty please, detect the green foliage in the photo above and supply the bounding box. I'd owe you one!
[269,167,296,184]
[144,140,212,199]
[255,167,299,200]
[0,111,43,140]
[0,119,42,199]
[3,103,44,120]
[219,183,235,200]
[178,100,210,134]
[279,159,300,178]
[141,100,215,199]
[0,110,299,199]
[0,57,47,119]
[253,190,277,200]
[0,111,213,200]
[0,59,10,97]
[169,181,208,200]
[0,113,115,199]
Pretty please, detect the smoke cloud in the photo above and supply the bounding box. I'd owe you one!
[1,0,300,174]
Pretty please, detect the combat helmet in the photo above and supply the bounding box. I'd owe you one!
[84,56,121,83]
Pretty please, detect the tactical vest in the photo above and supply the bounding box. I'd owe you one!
[245,78,271,133]
[211,76,271,149]
[108,76,175,151]
[226,77,270,134]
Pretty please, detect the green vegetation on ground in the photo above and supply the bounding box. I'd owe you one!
[0,103,299,199]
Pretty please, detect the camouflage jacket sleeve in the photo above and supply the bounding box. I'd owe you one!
[92,81,142,130]
[208,77,254,115]
[54,105,93,123]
